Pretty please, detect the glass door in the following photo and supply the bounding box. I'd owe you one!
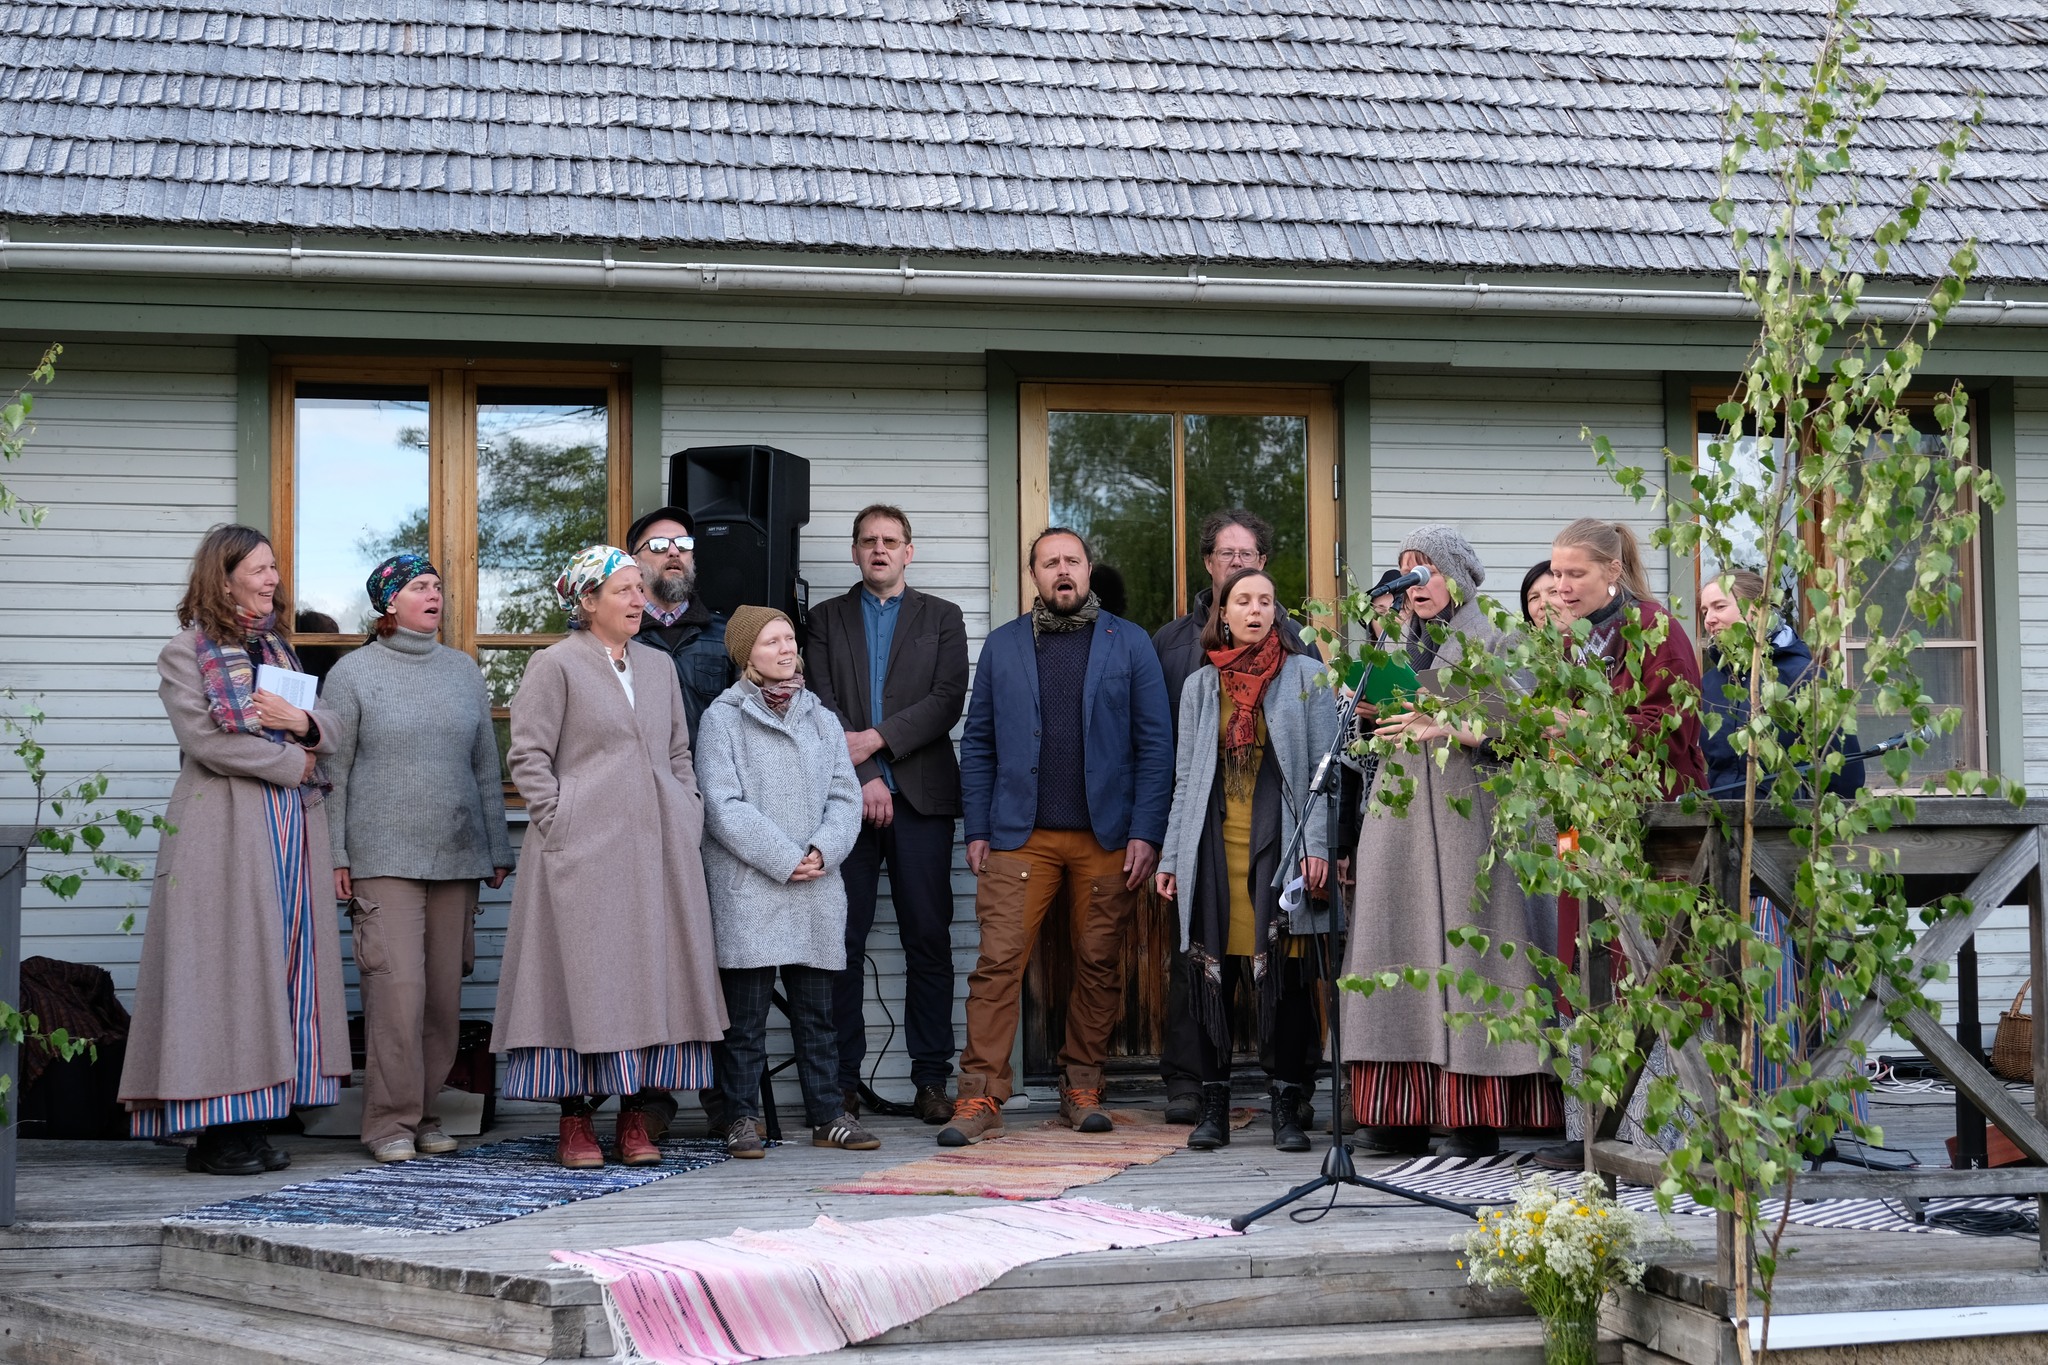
[1015,382,1341,1070]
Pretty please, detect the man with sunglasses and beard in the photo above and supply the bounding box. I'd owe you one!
[628,505,736,1141]
[630,506,734,745]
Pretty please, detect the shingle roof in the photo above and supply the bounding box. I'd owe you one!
[3,0,2045,280]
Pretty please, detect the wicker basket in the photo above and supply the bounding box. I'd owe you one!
[1990,981,2034,1083]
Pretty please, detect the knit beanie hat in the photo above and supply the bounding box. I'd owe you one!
[1396,523,1485,609]
[726,604,794,670]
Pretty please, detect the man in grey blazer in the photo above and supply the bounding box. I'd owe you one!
[806,504,971,1124]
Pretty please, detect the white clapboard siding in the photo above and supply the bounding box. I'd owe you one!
[653,351,991,1094]
[1369,367,1671,602]
[0,337,241,993]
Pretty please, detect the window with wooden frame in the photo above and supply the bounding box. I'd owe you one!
[273,358,633,788]
[1017,383,1341,634]
[1691,392,1986,787]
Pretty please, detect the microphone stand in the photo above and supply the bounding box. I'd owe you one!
[1232,642,1479,1230]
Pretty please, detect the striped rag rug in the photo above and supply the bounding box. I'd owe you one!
[819,1119,1188,1199]
[556,1198,1238,1365]
[171,1135,729,1234]
[1372,1153,2033,1236]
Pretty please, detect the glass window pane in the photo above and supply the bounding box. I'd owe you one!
[1853,423,1969,642]
[1695,425,1793,590]
[1047,412,1174,632]
[1183,414,1308,618]
[479,647,542,789]
[1848,645,1980,785]
[294,384,430,633]
[475,386,610,636]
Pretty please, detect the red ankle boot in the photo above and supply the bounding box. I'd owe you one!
[616,1109,661,1167]
[558,1113,604,1169]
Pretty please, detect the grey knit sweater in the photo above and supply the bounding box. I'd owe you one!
[321,628,515,880]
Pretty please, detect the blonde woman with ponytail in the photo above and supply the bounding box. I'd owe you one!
[1546,518,1705,796]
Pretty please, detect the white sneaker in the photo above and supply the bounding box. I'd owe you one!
[414,1127,458,1155]
[369,1137,417,1163]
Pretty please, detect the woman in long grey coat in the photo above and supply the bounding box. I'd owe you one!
[1341,524,1560,1159]
[1155,568,1336,1153]
[696,605,870,1159]
[119,524,350,1177]
[490,545,728,1170]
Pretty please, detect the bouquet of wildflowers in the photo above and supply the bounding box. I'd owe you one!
[1461,1172,1646,1364]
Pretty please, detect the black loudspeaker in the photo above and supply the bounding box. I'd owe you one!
[670,445,812,629]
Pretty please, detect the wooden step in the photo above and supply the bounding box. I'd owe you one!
[157,1218,1527,1358]
[846,1317,1619,1363]
[0,1287,549,1365]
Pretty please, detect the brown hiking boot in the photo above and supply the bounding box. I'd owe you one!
[1059,1066,1113,1133]
[937,1074,1007,1147]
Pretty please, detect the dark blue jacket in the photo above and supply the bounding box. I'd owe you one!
[961,611,1174,852]
[1702,626,1865,798]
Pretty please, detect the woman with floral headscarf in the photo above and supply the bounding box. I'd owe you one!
[321,553,513,1162]
[120,525,349,1176]
[489,545,728,1169]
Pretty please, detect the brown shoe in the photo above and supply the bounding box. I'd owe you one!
[937,1074,1007,1147]
[913,1083,953,1125]
[1059,1065,1114,1134]
[616,1109,662,1167]
[558,1114,603,1169]
[725,1115,766,1160]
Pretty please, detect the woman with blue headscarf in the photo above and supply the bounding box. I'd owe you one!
[489,546,729,1169]
[322,552,514,1163]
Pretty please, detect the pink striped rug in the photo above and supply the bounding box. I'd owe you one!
[555,1198,1238,1365]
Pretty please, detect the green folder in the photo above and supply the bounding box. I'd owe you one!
[1345,656,1419,708]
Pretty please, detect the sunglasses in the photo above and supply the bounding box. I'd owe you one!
[637,536,694,555]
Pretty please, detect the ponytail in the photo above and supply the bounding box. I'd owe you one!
[1554,517,1652,600]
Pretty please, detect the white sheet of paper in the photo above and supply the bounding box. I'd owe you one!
[255,663,318,709]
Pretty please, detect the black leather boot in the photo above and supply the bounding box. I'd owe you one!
[1186,1084,1232,1150]
[1270,1084,1311,1152]
[185,1124,264,1176]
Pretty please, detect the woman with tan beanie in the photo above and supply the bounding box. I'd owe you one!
[490,545,728,1170]
[697,605,871,1158]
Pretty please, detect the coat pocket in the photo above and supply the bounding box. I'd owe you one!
[346,896,390,977]
[542,776,578,852]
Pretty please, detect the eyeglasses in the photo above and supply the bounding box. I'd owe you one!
[1210,549,1262,565]
[636,536,694,555]
[856,535,907,551]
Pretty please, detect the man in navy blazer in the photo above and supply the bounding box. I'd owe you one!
[939,527,1173,1146]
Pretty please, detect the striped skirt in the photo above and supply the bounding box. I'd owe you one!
[1348,1060,1562,1131]
[1753,896,1871,1124]
[502,1042,716,1101]
[131,784,341,1138]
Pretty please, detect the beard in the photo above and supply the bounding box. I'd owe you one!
[649,565,695,606]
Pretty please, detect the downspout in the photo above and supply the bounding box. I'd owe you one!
[4,237,2045,326]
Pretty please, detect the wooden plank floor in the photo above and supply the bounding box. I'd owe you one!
[6,1090,2040,1328]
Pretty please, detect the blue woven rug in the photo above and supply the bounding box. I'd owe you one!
[169,1135,730,1234]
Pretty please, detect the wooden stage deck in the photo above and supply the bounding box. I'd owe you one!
[0,1091,2042,1364]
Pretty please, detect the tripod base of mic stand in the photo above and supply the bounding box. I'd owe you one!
[1230,1141,1483,1231]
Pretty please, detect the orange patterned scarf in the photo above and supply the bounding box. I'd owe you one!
[1206,628,1285,796]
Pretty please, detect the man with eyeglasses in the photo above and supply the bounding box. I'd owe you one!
[805,505,970,1125]
[628,506,734,744]
[1150,508,1321,1125]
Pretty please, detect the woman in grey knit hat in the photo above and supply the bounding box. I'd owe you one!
[1338,523,1559,1159]
[322,554,513,1163]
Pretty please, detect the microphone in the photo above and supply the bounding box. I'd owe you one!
[1367,564,1431,599]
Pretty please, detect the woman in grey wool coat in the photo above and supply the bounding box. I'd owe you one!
[1154,567,1336,1154]
[696,605,872,1159]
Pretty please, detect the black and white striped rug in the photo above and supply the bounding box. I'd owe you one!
[1370,1153,2032,1236]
